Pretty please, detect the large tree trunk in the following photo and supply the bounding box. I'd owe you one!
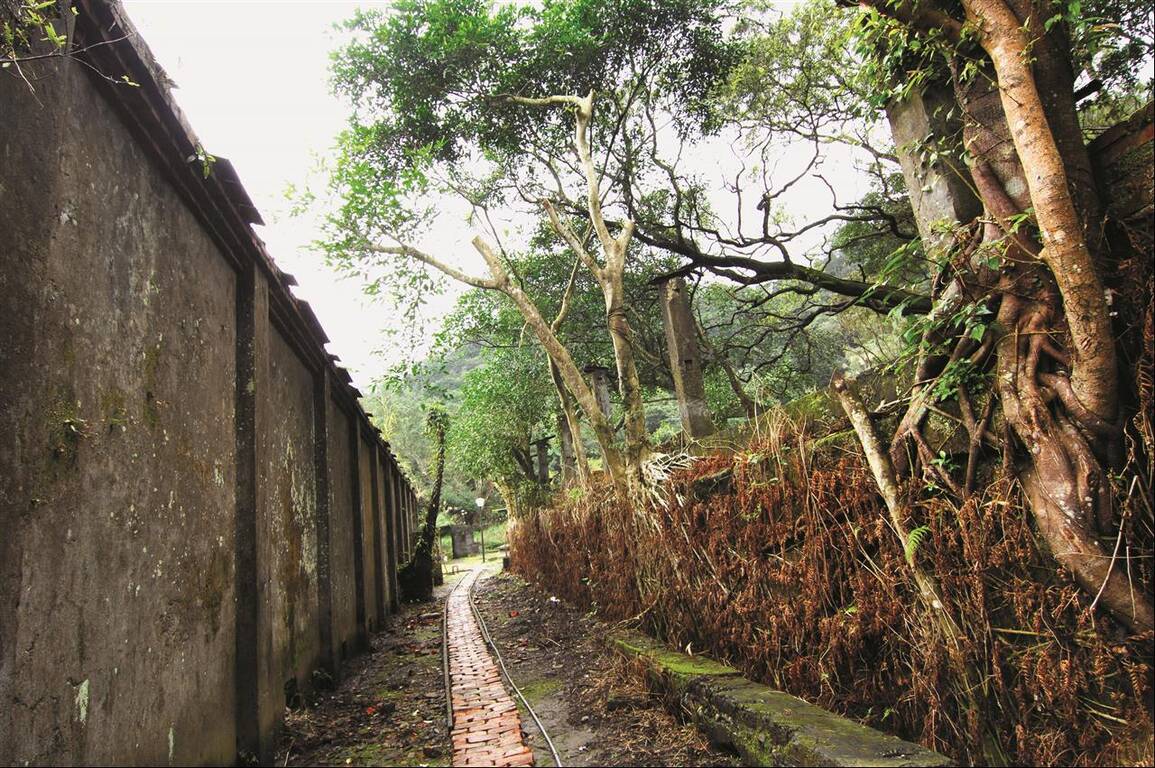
[549,359,590,485]
[602,274,650,478]
[874,0,1154,631]
[964,0,1150,631]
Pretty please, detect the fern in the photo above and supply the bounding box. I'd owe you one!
[904,525,931,562]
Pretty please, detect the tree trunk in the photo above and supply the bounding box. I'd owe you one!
[602,275,650,479]
[398,416,447,603]
[963,0,1150,631]
[834,372,1009,765]
[472,237,629,491]
[549,359,590,485]
[696,318,759,419]
[541,91,650,491]
[963,0,1116,418]
[872,0,1154,631]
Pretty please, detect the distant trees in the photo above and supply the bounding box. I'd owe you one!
[323,0,736,495]
[448,349,556,515]
[320,0,1153,629]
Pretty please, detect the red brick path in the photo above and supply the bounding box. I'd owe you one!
[448,568,534,767]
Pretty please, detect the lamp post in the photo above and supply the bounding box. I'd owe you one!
[475,496,486,563]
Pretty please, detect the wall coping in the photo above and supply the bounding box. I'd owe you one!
[66,0,412,486]
[611,631,954,767]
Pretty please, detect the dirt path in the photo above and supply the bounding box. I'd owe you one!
[275,563,738,767]
[473,570,740,767]
[275,577,460,767]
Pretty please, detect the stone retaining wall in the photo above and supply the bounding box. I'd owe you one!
[612,632,952,767]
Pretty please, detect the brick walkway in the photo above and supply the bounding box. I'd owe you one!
[447,568,534,767]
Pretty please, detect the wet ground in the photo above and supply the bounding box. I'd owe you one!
[473,570,740,767]
[275,561,739,767]
[275,577,459,767]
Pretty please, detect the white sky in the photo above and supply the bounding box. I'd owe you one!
[120,0,875,390]
[123,0,467,388]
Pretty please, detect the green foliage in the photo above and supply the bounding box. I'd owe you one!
[887,298,995,387]
[702,366,743,424]
[331,0,737,174]
[2,1,70,63]
[315,0,740,377]
[1070,0,1154,111]
[695,281,870,406]
[188,144,216,179]
[362,349,481,510]
[930,359,988,404]
[827,177,925,285]
[434,229,679,391]
[424,402,449,439]
[903,524,931,562]
[727,0,875,132]
[850,6,955,113]
[446,346,555,491]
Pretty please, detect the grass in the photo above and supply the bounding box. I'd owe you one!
[442,553,503,577]
[513,676,562,705]
[438,519,509,562]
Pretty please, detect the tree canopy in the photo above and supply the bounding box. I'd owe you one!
[323,0,1154,639]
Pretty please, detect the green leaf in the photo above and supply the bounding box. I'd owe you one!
[904,525,931,562]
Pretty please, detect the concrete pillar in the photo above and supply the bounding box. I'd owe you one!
[885,84,982,253]
[409,490,419,554]
[347,427,368,647]
[582,364,613,422]
[450,525,478,558]
[659,278,715,438]
[400,487,410,562]
[382,451,400,613]
[391,465,405,567]
[312,369,335,674]
[233,260,267,761]
[367,442,387,624]
[557,414,576,483]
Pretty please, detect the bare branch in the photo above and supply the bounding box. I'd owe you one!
[543,200,604,279]
[369,243,502,290]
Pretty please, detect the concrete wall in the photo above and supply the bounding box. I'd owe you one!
[0,2,417,764]
[257,326,321,746]
[327,401,359,668]
[357,438,380,635]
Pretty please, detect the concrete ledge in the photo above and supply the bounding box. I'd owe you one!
[611,632,952,767]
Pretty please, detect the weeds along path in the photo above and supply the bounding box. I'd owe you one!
[470,570,742,767]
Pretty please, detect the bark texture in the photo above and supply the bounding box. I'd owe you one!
[862,0,1154,632]
[398,413,447,603]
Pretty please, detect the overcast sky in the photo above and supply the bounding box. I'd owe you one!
[119,0,871,390]
[123,0,446,389]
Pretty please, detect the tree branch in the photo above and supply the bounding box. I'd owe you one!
[369,243,502,290]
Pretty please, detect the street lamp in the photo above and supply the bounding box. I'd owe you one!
[475,497,486,563]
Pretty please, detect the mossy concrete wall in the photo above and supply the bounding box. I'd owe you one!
[612,632,952,767]
[327,399,360,668]
[0,2,417,764]
[357,440,382,634]
[255,326,322,751]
